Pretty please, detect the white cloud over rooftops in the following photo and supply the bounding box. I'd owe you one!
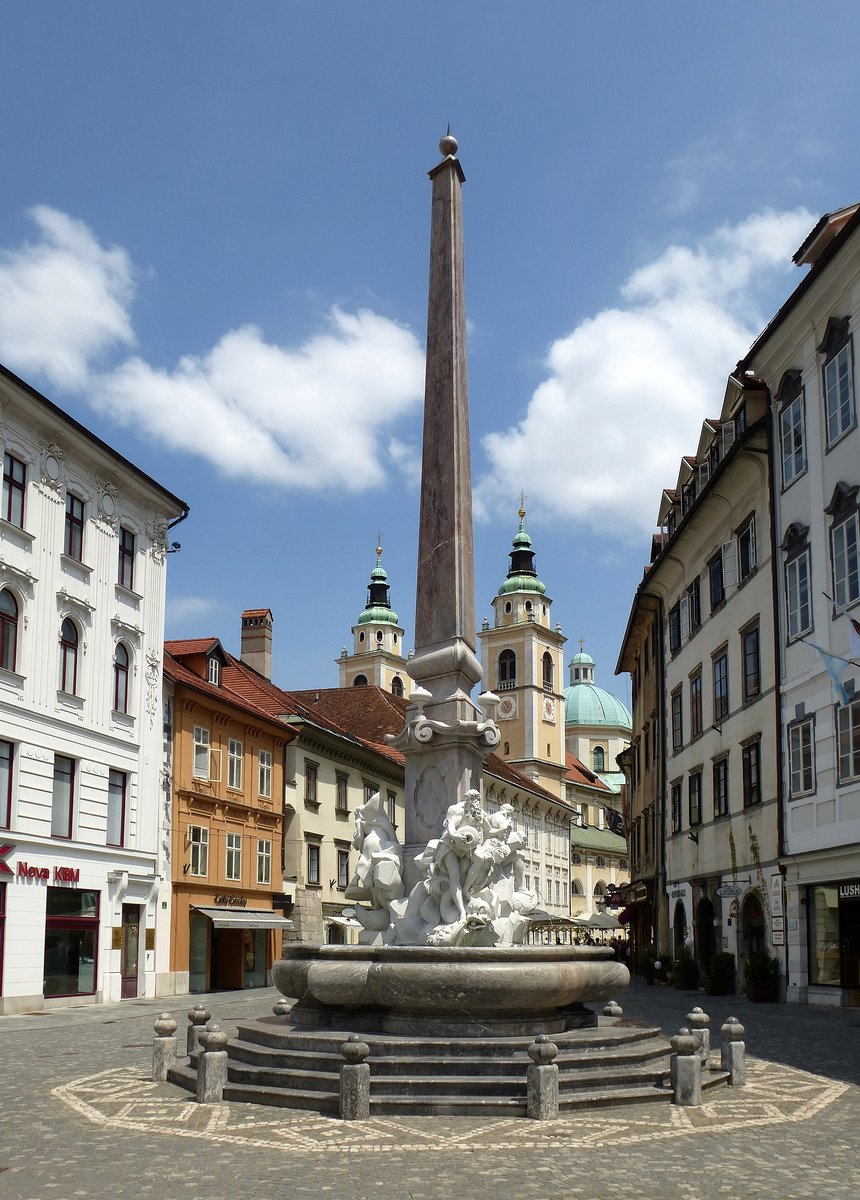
[0,209,425,494]
[0,206,135,390]
[475,208,814,542]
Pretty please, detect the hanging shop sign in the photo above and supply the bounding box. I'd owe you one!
[716,884,742,898]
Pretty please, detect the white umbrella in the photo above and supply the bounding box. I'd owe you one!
[589,911,622,930]
[573,911,622,930]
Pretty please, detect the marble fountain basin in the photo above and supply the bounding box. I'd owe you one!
[272,944,630,1035]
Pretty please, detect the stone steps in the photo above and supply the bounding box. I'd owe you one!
[169,1016,731,1118]
[224,1032,672,1076]
[233,1018,662,1058]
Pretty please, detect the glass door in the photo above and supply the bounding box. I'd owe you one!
[120,904,141,999]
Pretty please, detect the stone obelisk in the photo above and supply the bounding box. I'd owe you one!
[390,133,500,872]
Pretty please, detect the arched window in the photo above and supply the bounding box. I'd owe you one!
[59,618,79,694]
[498,649,516,690]
[594,880,607,897]
[592,746,606,772]
[595,856,607,869]
[571,879,584,896]
[503,741,510,756]
[113,643,129,713]
[542,651,553,691]
[572,853,582,865]
[353,674,368,687]
[391,676,404,697]
[0,588,18,672]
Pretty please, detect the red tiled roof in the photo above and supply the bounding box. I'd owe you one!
[220,672,568,803]
[242,608,272,618]
[564,751,609,791]
[165,637,221,658]
[163,650,293,735]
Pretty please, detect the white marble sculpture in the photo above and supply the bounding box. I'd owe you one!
[345,788,537,947]
[343,792,405,934]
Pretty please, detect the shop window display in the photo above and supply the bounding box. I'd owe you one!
[43,888,99,997]
[807,885,840,986]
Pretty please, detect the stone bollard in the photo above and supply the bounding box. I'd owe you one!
[686,1006,711,1067]
[152,1013,177,1081]
[196,1024,229,1104]
[339,1035,370,1121]
[272,998,291,1018]
[670,1028,702,1107]
[720,1016,746,1087]
[603,1000,623,1018]
[186,1004,211,1056]
[526,1034,559,1120]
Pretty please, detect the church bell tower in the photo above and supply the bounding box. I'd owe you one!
[477,503,567,796]
[338,543,407,696]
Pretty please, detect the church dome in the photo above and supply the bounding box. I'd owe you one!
[564,684,631,729]
[563,652,631,729]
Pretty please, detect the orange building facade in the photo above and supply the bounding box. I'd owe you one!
[162,639,294,995]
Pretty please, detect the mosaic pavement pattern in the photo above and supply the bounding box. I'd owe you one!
[52,1059,848,1154]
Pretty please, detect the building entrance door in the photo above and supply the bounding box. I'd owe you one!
[120,904,141,999]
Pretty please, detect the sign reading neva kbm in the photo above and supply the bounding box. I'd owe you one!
[0,843,79,883]
[18,861,80,883]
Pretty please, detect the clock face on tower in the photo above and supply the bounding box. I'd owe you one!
[542,695,555,723]
[498,695,517,720]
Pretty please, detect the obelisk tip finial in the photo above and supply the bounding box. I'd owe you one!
[439,131,458,158]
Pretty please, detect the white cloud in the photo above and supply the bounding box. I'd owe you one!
[90,308,425,491]
[0,206,135,390]
[476,208,814,542]
[0,206,425,494]
[387,436,422,489]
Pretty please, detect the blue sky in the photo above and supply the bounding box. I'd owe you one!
[2,3,859,701]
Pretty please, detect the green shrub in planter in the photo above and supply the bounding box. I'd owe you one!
[744,950,778,981]
[707,951,735,995]
[672,947,699,989]
[744,950,779,1001]
[641,946,673,984]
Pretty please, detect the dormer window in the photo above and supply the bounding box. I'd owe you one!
[207,656,220,687]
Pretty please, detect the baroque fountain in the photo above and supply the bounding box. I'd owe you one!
[169,136,671,1117]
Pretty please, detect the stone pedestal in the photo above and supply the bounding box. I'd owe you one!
[186,1005,210,1056]
[339,1036,371,1120]
[152,1014,177,1081]
[526,1036,559,1120]
[686,1006,711,1065]
[196,1025,229,1104]
[670,1029,702,1106]
[720,1017,746,1086]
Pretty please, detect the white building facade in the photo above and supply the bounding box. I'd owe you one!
[745,206,860,1006]
[0,365,186,1012]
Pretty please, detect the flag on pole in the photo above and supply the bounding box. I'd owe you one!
[805,641,852,705]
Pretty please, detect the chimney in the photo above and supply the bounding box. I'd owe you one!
[241,609,273,679]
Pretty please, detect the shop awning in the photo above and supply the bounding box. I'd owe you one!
[193,906,295,930]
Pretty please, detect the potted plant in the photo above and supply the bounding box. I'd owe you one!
[706,951,735,995]
[671,947,699,990]
[744,950,779,1001]
[641,946,673,985]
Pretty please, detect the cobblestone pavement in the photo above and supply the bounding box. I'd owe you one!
[0,980,858,1200]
